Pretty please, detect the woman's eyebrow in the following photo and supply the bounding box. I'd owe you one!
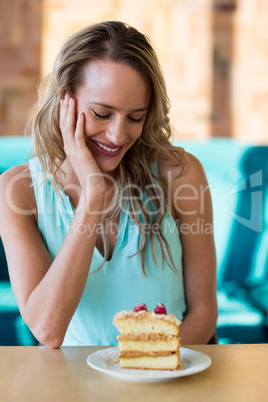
[87,101,148,112]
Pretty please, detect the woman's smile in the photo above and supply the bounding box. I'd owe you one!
[90,139,125,157]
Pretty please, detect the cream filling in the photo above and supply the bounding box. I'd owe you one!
[95,140,120,152]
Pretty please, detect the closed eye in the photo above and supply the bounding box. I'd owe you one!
[92,110,144,123]
[93,111,111,119]
[128,116,143,123]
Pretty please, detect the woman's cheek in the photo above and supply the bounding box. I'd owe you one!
[83,116,96,137]
[84,116,105,136]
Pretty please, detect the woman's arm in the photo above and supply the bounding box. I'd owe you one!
[0,97,106,349]
[0,164,104,349]
[159,152,218,344]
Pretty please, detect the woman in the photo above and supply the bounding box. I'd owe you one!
[0,21,217,348]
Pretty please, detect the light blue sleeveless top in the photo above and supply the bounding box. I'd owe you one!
[29,157,186,346]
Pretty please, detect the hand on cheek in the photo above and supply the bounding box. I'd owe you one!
[59,93,106,196]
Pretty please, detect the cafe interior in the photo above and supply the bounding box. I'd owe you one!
[0,1,267,399]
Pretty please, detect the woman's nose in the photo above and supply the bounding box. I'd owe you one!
[106,117,127,145]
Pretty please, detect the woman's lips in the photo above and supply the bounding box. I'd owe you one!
[91,139,125,157]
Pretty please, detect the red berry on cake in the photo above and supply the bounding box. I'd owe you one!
[133,303,147,312]
[154,303,167,314]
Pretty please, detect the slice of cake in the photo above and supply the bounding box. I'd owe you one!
[113,303,181,370]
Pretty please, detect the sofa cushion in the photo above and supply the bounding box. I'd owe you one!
[0,238,9,281]
[0,282,38,346]
[216,289,266,343]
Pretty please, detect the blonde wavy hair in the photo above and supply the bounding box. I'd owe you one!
[26,21,185,275]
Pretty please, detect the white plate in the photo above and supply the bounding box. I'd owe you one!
[87,347,211,382]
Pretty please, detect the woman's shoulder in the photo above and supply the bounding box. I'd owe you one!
[157,149,207,186]
[157,149,211,220]
[0,163,37,217]
[0,163,31,188]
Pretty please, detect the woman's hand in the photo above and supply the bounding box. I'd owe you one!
[60,93,106,198]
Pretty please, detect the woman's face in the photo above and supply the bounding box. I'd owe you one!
[74,60,152,175]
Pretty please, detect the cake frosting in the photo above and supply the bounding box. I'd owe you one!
[114,310,181,325]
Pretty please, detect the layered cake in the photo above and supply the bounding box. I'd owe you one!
[113,303,181,370]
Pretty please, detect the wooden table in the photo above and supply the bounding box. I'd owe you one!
[0,344,267,401]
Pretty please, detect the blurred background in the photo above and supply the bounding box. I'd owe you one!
[0,0,267,346]
[1,0,268,142]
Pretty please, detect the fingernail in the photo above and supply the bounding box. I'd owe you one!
[79,112,83,120]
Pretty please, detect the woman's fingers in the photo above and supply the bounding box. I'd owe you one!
[60,94,79,156]
[60,94,90,163]
[59,95,105,192]
[75,112,85,143]
[66,97,76,135]
[59,93,69,129]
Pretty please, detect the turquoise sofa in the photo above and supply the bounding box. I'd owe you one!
[0,136,37,345]
[173,139,268,344]
[0,136,267,345]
